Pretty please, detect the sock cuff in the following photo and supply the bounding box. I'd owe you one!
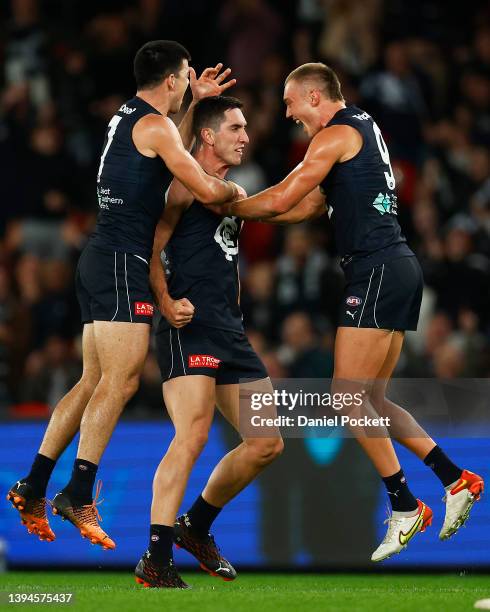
[382,468,404,484]
[150,524,174,534]
[423,445,439,465]
[198,495,222,511]
[35,453,57,467]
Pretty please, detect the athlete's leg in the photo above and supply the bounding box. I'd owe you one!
[39,323,101,460]
[370,332,483,541]
[334,327,432,562]
[333,327,402,477]
[7,323,101,542]
[77,321,150,465]
[369,331,436,458]
[200,378,283,508]
[151,375,216,526]
[174,377,282,581]
[50,321,150,549]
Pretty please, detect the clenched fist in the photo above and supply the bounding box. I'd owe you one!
[160,296,195,328]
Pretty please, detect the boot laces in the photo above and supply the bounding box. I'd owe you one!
[74,480,105,527]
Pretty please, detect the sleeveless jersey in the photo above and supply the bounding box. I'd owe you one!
[91,96,173,261]
[320,105,413,270]
[158,202,244,333]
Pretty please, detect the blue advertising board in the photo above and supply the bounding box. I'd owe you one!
[0,422,488,568]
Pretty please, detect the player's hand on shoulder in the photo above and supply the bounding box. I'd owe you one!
[190,63,236,102]
[160,296,195,328]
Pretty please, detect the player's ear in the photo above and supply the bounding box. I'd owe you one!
[310,89,321,107]
[168,73,176,90]
[201,128,215,146]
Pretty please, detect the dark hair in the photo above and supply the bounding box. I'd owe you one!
[134,40,191,90]
[285,62,344,102]
[192,96,244,144]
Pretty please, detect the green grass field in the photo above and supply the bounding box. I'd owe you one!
[1,572,489,612]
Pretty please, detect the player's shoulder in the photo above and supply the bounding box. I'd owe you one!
[135,113,176,135]
[309,123,359,155]
[133,113,180,156]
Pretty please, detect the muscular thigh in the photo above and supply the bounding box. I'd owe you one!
[93,320,150,376]
[163,375,216,436]
[216,377,277,439]
[334,327,395,380]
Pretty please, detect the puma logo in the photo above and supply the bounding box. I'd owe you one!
[346,310,357,319]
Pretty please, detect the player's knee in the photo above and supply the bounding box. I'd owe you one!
[181,432,208,462]
[369,391,385,411]
[332,378,373,412]
[247,437,284,466]
[117,374,140,402]
[78,372,100,394]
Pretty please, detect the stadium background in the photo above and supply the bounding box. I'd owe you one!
[0,0,489,571]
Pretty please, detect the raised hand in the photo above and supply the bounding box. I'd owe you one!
[190,63,236,102]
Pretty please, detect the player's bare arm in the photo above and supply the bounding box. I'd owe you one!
[260,187,326,224]
[149,180,194,328]
[216,124,361,219]
[133,114,240,204]
[178,63,236,149]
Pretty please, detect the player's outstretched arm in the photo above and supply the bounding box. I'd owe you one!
[260,187,326,224]
[215,125,355,220]
[149,180,194,328]
[178,63,236,150]
[134,114,240,204]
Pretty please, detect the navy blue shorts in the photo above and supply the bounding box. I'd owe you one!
[155,323,268,384]
[76,242,154,324]
[339,256,423,331]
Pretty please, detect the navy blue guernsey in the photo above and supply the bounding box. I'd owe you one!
[91,96,173,261]
[320,105,413,270]
[158,203,243,333]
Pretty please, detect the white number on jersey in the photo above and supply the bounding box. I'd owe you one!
[97,115,122,183]
[372,122,396,190]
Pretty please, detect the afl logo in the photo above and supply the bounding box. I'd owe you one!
[346,296,362,307]
[214,216,240,261]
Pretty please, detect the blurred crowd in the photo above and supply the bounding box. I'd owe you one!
[0,0,489,416]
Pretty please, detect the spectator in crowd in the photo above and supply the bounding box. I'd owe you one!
[277,312,334,378]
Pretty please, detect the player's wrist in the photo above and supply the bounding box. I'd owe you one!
[159,292,173,312]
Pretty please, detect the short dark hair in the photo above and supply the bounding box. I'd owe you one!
[285,62,344,102]
[192,96,244,144]
[134,40,191,90]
